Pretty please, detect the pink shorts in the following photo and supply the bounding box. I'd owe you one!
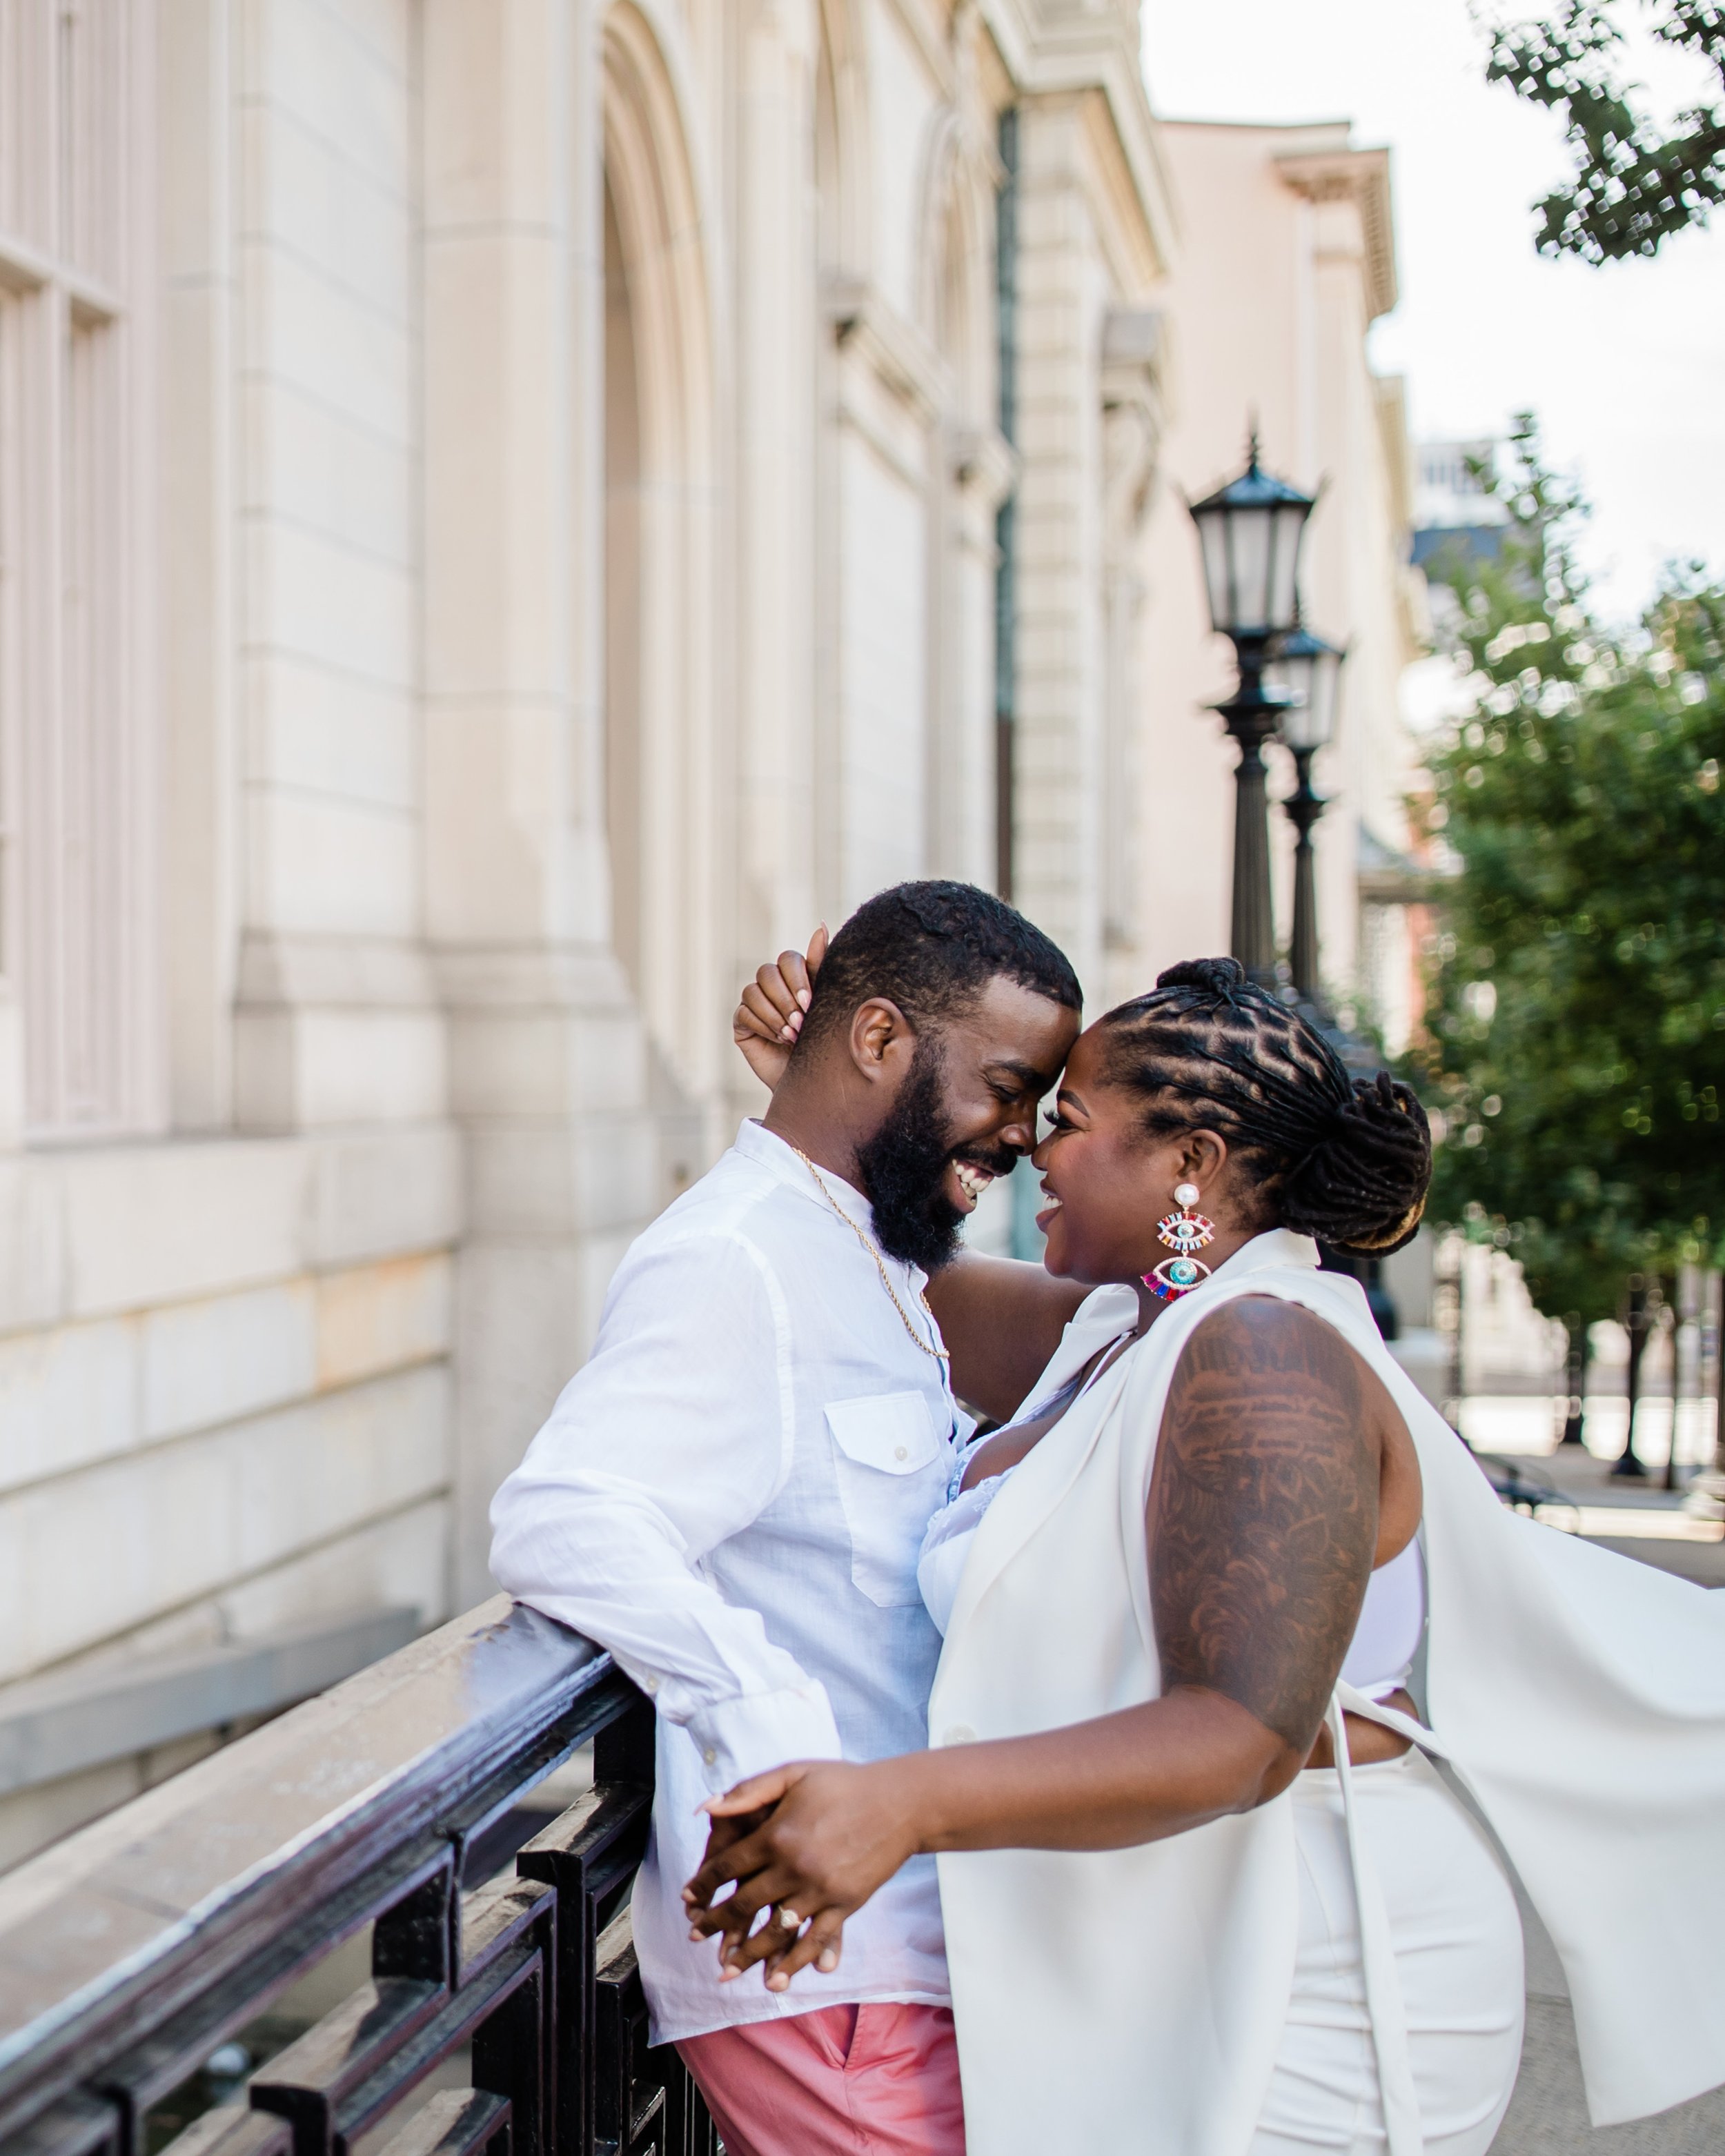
[677,2002,965,2156]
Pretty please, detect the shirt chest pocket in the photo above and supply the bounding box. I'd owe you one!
[825,1392,948,1608]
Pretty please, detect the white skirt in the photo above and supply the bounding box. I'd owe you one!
[1250,1750,1526,2156]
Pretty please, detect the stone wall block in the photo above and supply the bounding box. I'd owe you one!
[231,1009,298,1131]
[565,1009,653,1114]
[420,238,563,691]
[421,706,562,943]
[244,789,418,940]
[218,1494,451,1641]
[141,1280,317,1444]
[230,1365,451,1583]
[460,1117,658,1243]
[299,1011,449,1128]
[239,239,411,446]
[453,1243,586,1603]
[0,1318,137,1497]
[303,1128,464,1269]
[245,515,413,690]
[245,657,416,811]
[448,1009,647,1120]
[235,1004,448,1136]
[0,1432,245,1681]
[240,0,412,199]
[253,94,412,322]
[446,1013,576,1121]
[315,1253,455,1392]
[245,380,413,575]
[569,1115,661,1239]
[462,1128,578,1238]
[61,1143,310,1321]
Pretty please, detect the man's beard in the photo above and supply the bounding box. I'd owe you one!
[855,1042,1016,1274]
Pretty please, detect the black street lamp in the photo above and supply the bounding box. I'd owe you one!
[1187,435,1317,985]
[1267,622,1347,1010]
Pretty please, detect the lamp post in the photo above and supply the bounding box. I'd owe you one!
[1188,435,1317,985]
[1266,623,1347,1012]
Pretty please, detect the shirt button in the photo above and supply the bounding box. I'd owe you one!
[703,1747,718,1766]
[942,1724,977,1747]
[894,1445,908,1461]
[642,1674,659,1695]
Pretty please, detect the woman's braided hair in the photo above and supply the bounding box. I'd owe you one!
[1100,957,1432,1256]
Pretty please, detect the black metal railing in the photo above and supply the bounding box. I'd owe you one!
[0,1600,717,2156]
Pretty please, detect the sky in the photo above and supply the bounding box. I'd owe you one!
[1143,0,1725,623]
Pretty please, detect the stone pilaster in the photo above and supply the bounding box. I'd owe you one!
[421,0,667,1603]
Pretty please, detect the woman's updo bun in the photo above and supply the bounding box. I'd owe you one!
[1099,962,1434,1258]
[1154,956,1249,998]
[1277,1072,1431,1256]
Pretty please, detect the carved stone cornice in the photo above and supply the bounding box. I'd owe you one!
[1274,145,1397,321]
[977,0,1176,283]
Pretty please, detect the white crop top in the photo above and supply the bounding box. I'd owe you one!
[917,1452,1426,1702]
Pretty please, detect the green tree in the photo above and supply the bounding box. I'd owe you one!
[1414,417,1725,1443]
[1483,2,1725,261]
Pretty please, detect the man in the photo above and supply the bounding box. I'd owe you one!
[489,881,1081,2156]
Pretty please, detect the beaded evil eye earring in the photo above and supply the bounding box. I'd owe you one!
[1145,1183,1216,1301]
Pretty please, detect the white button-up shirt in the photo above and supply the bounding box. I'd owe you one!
[489,1120,964,2043]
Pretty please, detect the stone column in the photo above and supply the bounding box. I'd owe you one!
[1010,95,1109,993]
[1097,306,1163,1005]
[733,0,819,1004]
[422,0,662,1603]
[229,0,440,1140]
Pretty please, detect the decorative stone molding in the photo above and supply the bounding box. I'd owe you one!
[979,0,1175,280]
[1101,306,1166,542]
[825,273,947,421]
[947,423,1018,508]
[1274,145,1399,322]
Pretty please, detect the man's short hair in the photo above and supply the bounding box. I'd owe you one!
[800,881,1081,1047]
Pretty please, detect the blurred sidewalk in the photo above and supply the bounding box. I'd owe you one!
[1494,1877,1725,2153]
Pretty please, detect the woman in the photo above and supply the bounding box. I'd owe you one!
[698,954,1725,2155]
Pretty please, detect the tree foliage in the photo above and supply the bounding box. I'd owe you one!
[1414,416,1725,1333]
[1484,2,1725,261]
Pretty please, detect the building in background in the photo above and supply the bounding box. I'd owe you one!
[1128,117,1427,1038]
[1413,436,1508,573]
[0,1,1421,1866]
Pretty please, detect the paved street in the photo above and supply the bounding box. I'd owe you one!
[1488,1449,1725,2150]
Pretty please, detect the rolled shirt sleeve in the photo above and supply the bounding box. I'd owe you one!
[489,1232,843,1790]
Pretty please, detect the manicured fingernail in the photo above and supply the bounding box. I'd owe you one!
[818,1950,838,1972]
[796,990,811,1010]
[780,1025,796,1041]
[767,1974,788,1990]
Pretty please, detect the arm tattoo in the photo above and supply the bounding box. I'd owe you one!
[1149,1297,1377,1754]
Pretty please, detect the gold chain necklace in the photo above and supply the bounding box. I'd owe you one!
[789,1145,950,1364]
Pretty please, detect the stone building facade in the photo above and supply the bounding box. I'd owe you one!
[0,0,1416,1864]
[1125,118,1426,1024]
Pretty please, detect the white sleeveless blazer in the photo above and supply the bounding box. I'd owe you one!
[929,1230,1725,2155]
